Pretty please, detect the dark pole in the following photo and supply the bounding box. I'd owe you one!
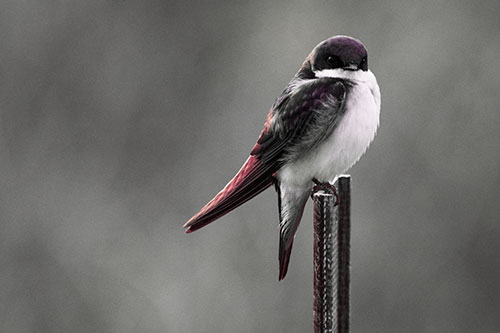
[313,176,351,333]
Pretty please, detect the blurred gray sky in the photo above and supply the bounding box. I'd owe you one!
[1,1,500,332]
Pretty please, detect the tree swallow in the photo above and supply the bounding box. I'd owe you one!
[184,35,381,280]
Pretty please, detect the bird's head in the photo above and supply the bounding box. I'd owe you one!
[312,36,368,72]
[297,36,368,79]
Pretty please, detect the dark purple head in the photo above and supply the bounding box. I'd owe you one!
[311,36,368,72]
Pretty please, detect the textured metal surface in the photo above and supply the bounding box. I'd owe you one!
[313,176,351,333]
[313,191,336,332]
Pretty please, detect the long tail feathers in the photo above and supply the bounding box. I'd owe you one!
[277,184,309,280]
[279,238,295,281]
[185,155,310,281]
[184,156,276,233]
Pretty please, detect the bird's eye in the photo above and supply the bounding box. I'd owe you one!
[326,55,342,68]
[360,56,368,70]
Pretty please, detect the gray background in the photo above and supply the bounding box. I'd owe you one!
[1,1,499,332]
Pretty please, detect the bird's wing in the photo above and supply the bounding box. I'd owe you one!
[184,154,277,233]
[251,78,347,163]
[272,79,348,280]
[184,78,347,234]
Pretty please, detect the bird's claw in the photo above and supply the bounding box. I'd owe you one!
[310,178,339,205]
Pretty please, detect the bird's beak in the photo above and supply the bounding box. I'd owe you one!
[343,63,358,71]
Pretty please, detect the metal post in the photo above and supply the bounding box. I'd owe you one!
[313,176,351,333]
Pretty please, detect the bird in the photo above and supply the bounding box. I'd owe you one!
[184,35,381,280]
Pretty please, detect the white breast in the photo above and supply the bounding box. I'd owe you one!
[278,69,381,186]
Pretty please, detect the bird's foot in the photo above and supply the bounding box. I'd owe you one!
[311,178,339,205]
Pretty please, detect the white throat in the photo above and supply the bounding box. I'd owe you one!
[314,68,380,110]
[314,68,372,81]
